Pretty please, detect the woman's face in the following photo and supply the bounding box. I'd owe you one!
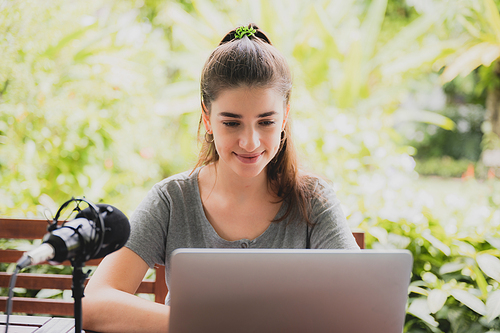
[203,86,289,179]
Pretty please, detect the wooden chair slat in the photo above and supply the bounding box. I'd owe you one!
[0,272,73,290]
[0,249,102,266]
[353,231,364,250]
[0,297,74,317]
[0,219,52,240]
[0,272,156,294]
[0,249,24,264]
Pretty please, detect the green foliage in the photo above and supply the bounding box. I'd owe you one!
[0,0,199,217]
[414,157,473,178]
[403,102,485,162]
[363,176,500,332]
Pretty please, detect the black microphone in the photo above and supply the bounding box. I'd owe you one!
[16,203,130,269]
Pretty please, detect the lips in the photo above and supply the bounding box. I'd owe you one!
[234,152,264,164]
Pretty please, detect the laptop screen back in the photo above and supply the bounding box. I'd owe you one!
[169,249,412,333]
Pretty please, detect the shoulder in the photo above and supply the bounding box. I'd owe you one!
[298,171,336,200]
[154,168,200,194]
[131,168,201,224]
[137,168,200,209]
[297,172,342,219]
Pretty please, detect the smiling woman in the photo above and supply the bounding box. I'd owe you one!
[82,23,359,333]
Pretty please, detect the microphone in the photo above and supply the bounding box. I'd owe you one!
[16,203,130,269]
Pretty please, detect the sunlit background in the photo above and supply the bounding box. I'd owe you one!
[2,0,500,331]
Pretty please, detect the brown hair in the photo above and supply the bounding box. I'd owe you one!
[195,24,314,225]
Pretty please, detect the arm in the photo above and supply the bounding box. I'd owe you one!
[82,247,170,333]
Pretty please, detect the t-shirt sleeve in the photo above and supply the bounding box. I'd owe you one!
[125,183,170,268]
[308,178,360,250]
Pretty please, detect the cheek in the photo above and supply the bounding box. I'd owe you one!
[268,130,283,150]
[212,132,232,155]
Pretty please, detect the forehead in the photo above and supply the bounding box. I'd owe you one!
[211,86,286,116]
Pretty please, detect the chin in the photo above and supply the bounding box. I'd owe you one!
[234,167,266,179]
[228,161,268,179]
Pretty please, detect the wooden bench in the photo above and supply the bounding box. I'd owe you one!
[1,217,364,316]
[0,217,167,316]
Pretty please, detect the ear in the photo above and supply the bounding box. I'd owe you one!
[282,104,290,131]
[201,102,212,134]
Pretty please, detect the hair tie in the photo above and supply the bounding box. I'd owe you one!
[234,26,256,39]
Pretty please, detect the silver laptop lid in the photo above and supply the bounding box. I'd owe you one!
[169,249,412,333]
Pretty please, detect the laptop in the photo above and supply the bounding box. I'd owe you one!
[168,249,413,333]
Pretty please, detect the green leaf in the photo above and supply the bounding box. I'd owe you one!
[486,290,500,323]
[476,253,500,283]
[380,42,449,77]
[427,289,448,314]
[472,264,489,298]
[439,262,466,275]
[373,12,439,68]
[454,240,477,257]
[449,289,486,316]
[36,289,62,299]
[422,229,452,255]
[440,41,500,83]
[394,109,455,131]
[485,0,500,43]
[41,23,96,58]
[407,298,439,327]
[486,237,500,251]
[409,285,429,296]
[336,39,362,108]
[457,15,482,40]
[360,0,387,59]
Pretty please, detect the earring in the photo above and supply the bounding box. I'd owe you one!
[280,130,287,142]
[204,132,214,143]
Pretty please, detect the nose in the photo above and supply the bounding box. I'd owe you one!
[239,127,260,152]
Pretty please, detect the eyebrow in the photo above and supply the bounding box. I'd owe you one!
[218,111,278,119]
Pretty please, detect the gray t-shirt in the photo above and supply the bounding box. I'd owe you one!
[125,167,359,304]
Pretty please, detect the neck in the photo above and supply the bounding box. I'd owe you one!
[205,163,271,201]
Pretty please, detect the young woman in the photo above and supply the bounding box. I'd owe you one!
[82,24,359,333]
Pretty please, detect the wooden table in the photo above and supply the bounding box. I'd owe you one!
[0,314,78,333]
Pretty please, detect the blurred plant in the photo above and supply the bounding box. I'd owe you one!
[0,0,199,217]
[438,0,500,147]
[413,157,474,178]
[403,102,485,162]
[395,0,500,181]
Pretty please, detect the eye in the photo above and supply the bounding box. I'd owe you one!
[260,120,276,126]
[222,121,240,127]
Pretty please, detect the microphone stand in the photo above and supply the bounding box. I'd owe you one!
[72,258,90,333]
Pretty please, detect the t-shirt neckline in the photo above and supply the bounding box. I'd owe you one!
[192,166,284,245]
